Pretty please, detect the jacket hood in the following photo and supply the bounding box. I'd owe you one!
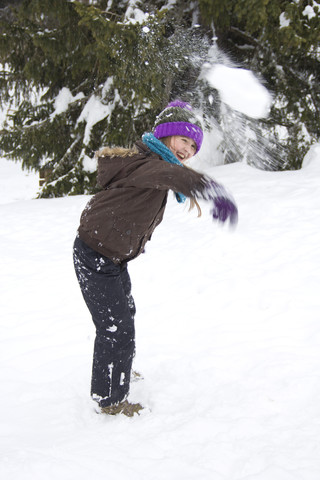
[96,143,149,188]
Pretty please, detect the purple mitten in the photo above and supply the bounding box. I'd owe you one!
[195,177,238,226]
[211,196,238,225]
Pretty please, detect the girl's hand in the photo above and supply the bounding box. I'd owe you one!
[210,195,238,226]
[194,177,238,226]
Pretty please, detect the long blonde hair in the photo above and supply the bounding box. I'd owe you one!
[160,137,202,217]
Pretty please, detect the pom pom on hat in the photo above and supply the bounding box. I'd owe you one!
[153,100,203,153]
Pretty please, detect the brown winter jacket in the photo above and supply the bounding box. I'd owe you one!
[78,141,206,264]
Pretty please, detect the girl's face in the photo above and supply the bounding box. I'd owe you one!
[166,135,197,162]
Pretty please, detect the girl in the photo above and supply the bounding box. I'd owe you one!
[73,100,238,416]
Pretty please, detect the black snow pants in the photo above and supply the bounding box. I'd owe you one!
[73,235,136,407]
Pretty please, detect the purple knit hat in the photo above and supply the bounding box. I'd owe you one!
[153,100,203,153]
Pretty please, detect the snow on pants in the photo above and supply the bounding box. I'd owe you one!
[73,235,136,407]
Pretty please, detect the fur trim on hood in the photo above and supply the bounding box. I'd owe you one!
[96,145,139,159]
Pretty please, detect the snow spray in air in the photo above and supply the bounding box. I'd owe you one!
[192,39,288,171]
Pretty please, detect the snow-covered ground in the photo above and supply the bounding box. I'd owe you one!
[1,142,320,480]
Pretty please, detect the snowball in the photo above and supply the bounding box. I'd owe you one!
[206,65,273,118]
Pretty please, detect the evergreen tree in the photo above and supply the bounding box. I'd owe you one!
[0,0,210,196]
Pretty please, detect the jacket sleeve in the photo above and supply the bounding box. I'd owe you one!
[122,158,207,198]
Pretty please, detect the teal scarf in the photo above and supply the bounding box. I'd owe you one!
[142,132,186,203]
